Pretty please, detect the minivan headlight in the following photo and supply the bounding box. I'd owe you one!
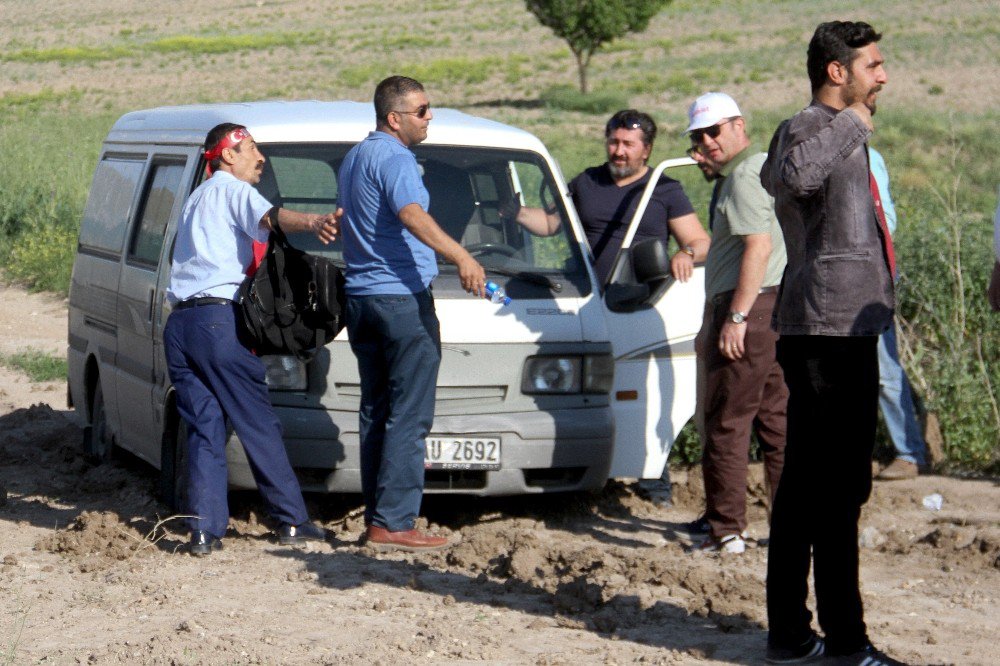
[262,355,307,391]
[521,354,613,395]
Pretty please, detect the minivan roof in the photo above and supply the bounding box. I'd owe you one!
[107,100,548,154]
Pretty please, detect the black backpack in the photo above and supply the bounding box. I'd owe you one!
[237,222,344,358]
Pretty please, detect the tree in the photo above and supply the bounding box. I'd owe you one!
[525,0,671,94]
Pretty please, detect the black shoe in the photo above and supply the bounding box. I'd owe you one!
[679,514,711,536]
[189,530,223,556]
[765,634,825,664]
[277,521,326,545]
[824,644,907,666]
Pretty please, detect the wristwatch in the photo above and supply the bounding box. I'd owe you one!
[728,311,748,324]
[681,245,695,257]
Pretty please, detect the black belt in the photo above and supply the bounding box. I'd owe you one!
[711,285,779,305]
[175,297,232,310]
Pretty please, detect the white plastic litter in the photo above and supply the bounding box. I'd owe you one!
[921,493,943,511]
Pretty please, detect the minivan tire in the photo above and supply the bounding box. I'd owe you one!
[158,417,189,513]
[82,381,113,463]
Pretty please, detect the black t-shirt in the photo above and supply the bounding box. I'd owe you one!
[569,164,695,283]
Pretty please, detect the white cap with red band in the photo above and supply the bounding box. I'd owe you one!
[685,92,742,133]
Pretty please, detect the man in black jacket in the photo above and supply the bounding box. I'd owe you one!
[760,21,904,666]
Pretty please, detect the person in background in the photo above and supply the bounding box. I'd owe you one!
[869,147,929,481]
[165,123,337,556]
[535,109,710,505]
[760,20,907,666]
[338,75,486,552]
[567,109,710,285]
[683,92,788,554]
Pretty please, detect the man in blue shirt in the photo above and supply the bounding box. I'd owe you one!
[340,76,485,552]
[165,122,337,556]
[869,147,929,480]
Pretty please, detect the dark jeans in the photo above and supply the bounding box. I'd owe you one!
[767,334,878,656]
[164,302,309,538]
[345,291,441,532]
[696,291,787,538]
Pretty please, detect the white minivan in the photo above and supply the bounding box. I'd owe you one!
[67,101,704,507]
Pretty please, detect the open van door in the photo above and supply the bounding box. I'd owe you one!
[603,158,706,478]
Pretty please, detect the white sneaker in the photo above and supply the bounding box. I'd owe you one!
[695,533,746,554]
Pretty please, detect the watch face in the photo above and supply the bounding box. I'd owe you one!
[729,312,747,324]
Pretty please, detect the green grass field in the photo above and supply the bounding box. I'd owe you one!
[1,0,997,470]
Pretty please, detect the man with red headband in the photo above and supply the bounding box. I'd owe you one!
[165,122,338,556]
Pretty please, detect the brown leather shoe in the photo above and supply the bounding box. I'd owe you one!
[876,458,919,480]
[364,525,450,552]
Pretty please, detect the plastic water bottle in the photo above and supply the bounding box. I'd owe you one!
[484,281,511,306]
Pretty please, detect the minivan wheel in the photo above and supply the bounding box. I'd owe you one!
[159,418,189,513]
[82,382,113,463]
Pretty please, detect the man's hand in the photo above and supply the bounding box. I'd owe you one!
[312,208,341,245]
[718,321,747,360]
[846,102,874,131]
[498,198,522,223]
[456,254,486,298]
[670,251,695,282]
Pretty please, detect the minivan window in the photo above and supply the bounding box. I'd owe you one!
[257,143,589,292]
[128,160,186,266]
[268,155,338,208]
[78,155,146,255]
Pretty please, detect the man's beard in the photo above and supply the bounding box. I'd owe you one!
[608,162,640,180]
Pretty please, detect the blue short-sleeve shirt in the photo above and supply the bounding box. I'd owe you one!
[339,131,436,295]
[167,170,273,303]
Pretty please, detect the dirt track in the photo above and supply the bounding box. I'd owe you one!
[0,284,998,665]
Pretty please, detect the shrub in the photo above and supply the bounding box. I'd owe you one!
[540,85,628,114]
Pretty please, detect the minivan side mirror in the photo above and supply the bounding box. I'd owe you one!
[604,238,675,312]
[631,238,672,284]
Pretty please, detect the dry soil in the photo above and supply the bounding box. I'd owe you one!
[0,285,998,665]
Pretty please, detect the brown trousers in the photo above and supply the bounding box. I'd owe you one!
[695,290,787,538]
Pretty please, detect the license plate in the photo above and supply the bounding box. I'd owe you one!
[425,436,501,470]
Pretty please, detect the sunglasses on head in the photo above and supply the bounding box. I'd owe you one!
[606,117,644,133]
[689,118,734,142]
[394,104,431,119]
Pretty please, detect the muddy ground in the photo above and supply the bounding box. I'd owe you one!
[0,284,997,665]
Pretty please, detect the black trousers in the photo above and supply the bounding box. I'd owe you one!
[766,334,878,656]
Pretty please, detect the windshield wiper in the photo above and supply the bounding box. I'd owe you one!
[481,264,563,293]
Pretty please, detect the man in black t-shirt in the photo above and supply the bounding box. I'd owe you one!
[570,110,709,284]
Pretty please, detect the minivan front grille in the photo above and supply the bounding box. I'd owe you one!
[424,469,487,490]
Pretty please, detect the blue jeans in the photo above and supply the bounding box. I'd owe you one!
[877,323,926,465]
[345,291,440,532]
[164,303,309,538]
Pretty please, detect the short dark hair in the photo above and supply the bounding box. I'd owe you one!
[605,109,657,146]
[807,21,882,92]
[204,122,247,172]
[374,75,425,127]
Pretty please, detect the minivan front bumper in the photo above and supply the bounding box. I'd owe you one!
[223,405,613,495]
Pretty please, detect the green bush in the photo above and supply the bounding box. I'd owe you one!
[540,85,628,114]
[0,111,110,293]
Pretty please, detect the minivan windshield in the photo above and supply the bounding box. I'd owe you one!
[254,143,591,296]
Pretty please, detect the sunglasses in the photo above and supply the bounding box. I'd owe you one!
[688,118,734,142]
[606,118,645,132]
[394,104,431,119]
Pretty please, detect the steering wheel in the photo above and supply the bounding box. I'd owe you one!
[465,242,519,257]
